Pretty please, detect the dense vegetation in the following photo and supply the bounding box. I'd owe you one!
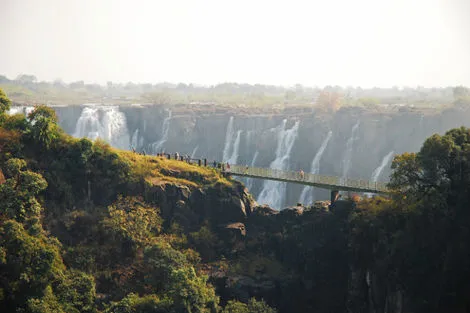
[2,86,470,313]
[0,88,274,313]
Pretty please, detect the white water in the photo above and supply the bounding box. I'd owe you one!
[151,109,172,153]
[7,106,34,116]
[73,106,130,150]
[245,130,254,150]
[131,129,144,151]
[257,120,300,209]
[341,121,360,182]
[191,145,199,159]
[227,130,242,165]
[102,107,130,149]
[299,131,333,205]
[244,150,259,191]
[371,151,394,182]
[222,116,234,162]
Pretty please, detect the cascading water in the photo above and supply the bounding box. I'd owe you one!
[245,130,254,150]
[244,150,259,191]
[222,116,234,162]
[101,107,130,149]
[151,109,172,153]
[7,106,34,116]
[227,130,242,165]
[299,131,333,205]
[8,107,24,115]
[73,106,130,150]
[131,129,144,151]
[257,120,300,209]
[191,145,199,159]
[341,121,360,182]
[371,151,394,182]
[73,107,102,140]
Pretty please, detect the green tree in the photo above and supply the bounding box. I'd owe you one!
[167,267,218,313]
[0,220,65,311]
[389,127,470,312]
[27,286,66,313]
[0,158,47,223]
[28,105,61,148]
[55,270,96,313]
[0,88,11,115]
[102,196,163,246]
[105,293,172,313]
[222,298,277,313]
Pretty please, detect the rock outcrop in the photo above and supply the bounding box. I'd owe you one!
[144,180,255,231]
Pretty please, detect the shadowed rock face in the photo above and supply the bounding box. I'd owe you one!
[143,180,254,231]
[206,200,413,313]
[53,104,470,208]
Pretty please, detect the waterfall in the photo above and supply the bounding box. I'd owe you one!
[8,106,24,115]
[371,151,394,182]
[7,106,34,116]
[299,131,333,205]
[227,130,242,165]
[245,150,259,191]
[341,121,360,181]
[151,109,172,153]
[191,145,199,159]
[222,116,234,162]
[101,107,130,149]
[74,107,102,140]
[25,106,34,116]
[257,120,300,209]
[131,129,143,150]
[245,130,254,150]
[73,106,130,150]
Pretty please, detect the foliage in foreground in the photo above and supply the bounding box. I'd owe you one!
[0,88,275,312]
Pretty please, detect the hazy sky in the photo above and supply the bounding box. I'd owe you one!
[1,0,469,87]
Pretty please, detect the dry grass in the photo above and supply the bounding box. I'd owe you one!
[119,151,233,188]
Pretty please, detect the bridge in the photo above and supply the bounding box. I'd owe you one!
[152,152,390,196]
[222,165,390,195]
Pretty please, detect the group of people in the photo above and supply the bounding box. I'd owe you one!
[153,151,234,171]
[131,148,309,179]
[156,149,308,179]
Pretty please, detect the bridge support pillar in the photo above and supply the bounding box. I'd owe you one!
[331,190,340,204]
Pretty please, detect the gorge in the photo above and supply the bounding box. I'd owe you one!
[9,103,470,208]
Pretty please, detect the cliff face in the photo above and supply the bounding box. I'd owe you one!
[50,104,470,208]
[199,198,412,313]
[143,180,255,231]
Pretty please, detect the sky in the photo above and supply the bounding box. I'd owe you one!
[1,0,469,87]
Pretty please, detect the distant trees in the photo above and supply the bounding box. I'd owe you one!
[69,81,85,89]
[316,90,342,112]
[15,74,37,85]
[453,86,470,105]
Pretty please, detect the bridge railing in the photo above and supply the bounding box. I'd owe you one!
[227,165,388,193]
[153,152,388,192]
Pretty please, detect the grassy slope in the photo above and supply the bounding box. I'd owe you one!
[120,150,232,188]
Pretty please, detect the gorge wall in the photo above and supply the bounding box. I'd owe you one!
[10,103,470,209]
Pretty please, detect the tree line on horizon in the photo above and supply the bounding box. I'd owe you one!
[0,73,468,109]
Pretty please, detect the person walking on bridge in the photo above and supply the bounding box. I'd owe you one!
[300,169,305,180]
